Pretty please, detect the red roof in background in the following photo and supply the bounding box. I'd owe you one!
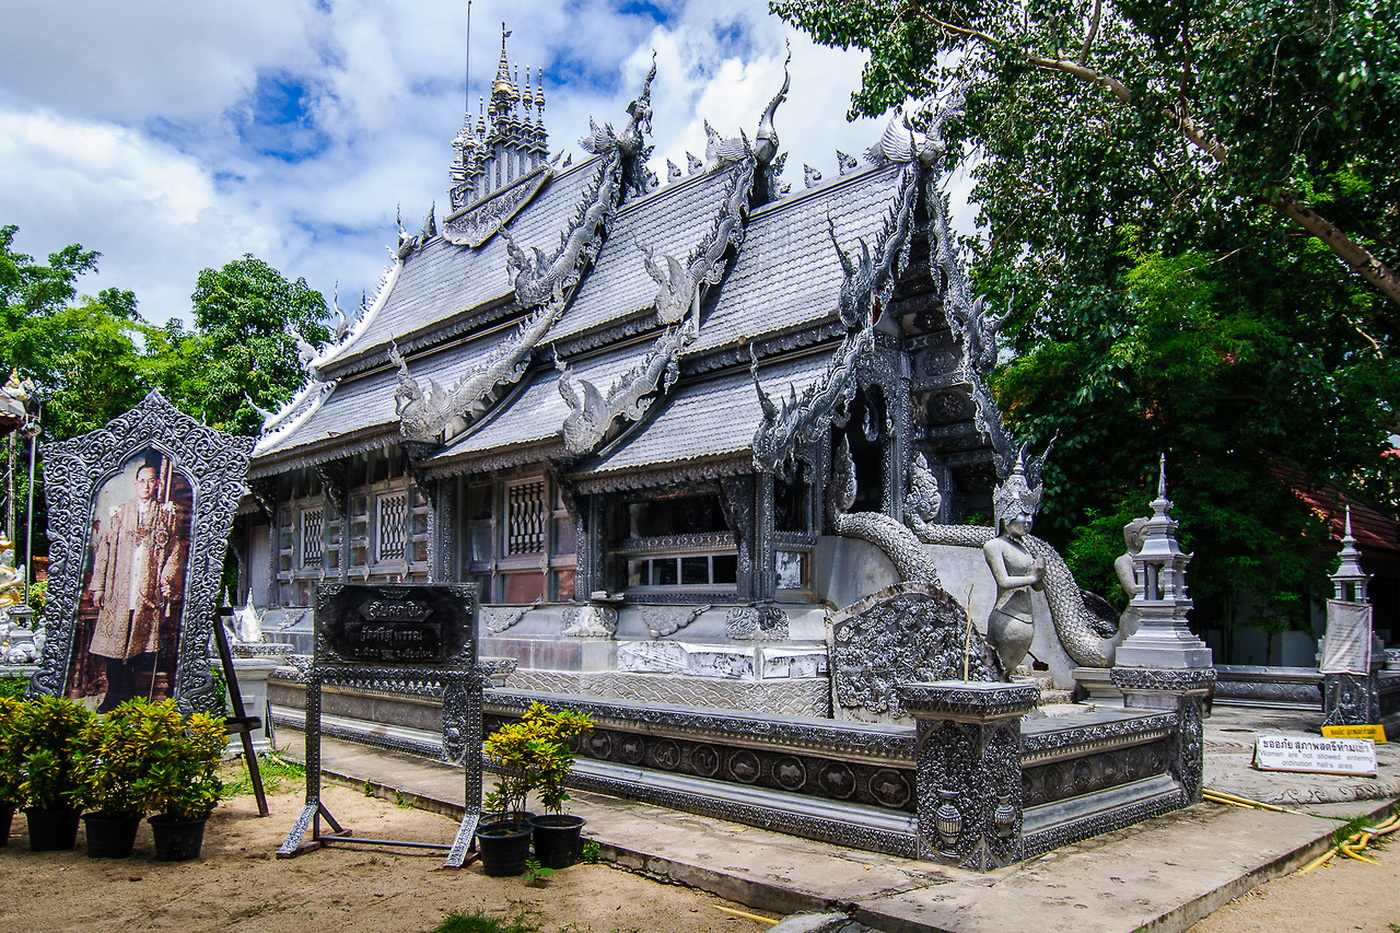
[1290,481,1400,558]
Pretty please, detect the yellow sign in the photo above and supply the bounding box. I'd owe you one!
[1322,724,1387,744]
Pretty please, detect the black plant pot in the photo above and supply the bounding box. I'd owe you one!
[476,819,533,877]
[84,812,143,859]
[530,814,586,869]
[0,805,12,846]
[149,815,207,861]
[26,808,81,852]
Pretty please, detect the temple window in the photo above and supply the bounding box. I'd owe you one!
[461,472,575,604]
[376,491,408,562]
[610,492,739,598]
[300,507,324,568]
[505,478,547,555]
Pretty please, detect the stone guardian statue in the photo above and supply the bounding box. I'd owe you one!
[1114,517,1148,638]
[983,456,1046,675]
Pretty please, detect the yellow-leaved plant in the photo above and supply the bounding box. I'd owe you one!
[483,702,593,826]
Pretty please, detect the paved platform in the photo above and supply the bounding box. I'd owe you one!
[272,705,1398,933]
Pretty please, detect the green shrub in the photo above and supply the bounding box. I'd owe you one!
[483,702,593,821]
[13,695,94,810]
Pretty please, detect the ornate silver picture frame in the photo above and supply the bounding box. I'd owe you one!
[28,391,253,714]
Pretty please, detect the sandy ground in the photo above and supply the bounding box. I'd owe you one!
[3,770,1399,933]
[1186,829,1400,933]
[0,775,780,933]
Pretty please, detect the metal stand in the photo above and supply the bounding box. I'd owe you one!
[213,611,269,817]
[276,675,483,867]
[276,583,482,868]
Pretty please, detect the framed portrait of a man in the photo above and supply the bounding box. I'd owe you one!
[66,449,194,709]
[28,392,253,714]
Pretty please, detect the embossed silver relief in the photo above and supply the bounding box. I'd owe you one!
[725,604,789,641]
[828,583,999,722]
[642,604,712,638]
[442,162,555,248]
[904,452,944,541]
[561,603,618,637]
[482,598,543,635]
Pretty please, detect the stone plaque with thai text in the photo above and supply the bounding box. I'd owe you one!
[316,583,476,666]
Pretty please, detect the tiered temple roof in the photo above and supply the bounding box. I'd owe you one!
[250,39,1009,524]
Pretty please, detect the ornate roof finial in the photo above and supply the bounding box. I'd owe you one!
[491,23,516,107]
[752,42,791,206]
[1332,505,1369,602]
[1154,452,1169,511]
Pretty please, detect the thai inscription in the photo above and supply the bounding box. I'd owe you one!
[318,584,475,665]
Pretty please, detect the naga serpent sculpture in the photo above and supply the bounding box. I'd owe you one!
[828,436,941,588]
[908,520,1120,668]
[827,439,1117,666]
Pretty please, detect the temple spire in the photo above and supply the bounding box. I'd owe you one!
[449,22,548,211]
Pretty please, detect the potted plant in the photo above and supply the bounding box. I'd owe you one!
[478,702,593,875]
[72,698,163,858]
[526,704,593,869]
[0,696,22,845]
[14,695,95,851]
[139,700,226,861]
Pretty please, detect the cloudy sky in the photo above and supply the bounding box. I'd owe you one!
[0,0,932,327]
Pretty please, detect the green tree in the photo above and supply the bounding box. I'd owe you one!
[161,255,329,435]
[773,0,1400,635]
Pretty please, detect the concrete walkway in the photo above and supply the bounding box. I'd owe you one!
[273,705,1398,933]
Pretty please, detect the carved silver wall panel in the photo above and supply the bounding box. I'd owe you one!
[1213,665,1323,708]
[1323,672,1380,727]
[725,604,789,641]
[29,391,252,716]
[442,164,554,248]
[828,582,1001,722]
[502,669,831,717]
[482,711,918,815]
[1111,666,1215,805]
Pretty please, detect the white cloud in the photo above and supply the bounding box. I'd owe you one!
[0,108,276,322]
[0,0,973,327]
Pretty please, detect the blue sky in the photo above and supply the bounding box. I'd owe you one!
[0,1,965,326]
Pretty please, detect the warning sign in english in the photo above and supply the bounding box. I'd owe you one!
[1253,734,1377,777]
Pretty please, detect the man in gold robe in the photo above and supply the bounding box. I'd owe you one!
[87,462,187,710]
